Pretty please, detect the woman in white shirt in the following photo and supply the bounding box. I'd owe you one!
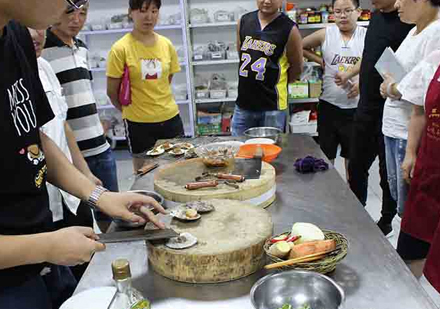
[379,0,440,218]
[302,0,367,180]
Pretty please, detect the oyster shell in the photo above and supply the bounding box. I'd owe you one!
[185,201,215,213]
[165,232,198,249]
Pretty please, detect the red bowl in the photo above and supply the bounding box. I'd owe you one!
[236,144,282,163]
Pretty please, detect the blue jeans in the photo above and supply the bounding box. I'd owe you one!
[0,266,76,309]
[85,148,119,222]
[231,105,286,136]
[384,136,409,217]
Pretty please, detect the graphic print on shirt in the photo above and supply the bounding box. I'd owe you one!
[7,78,37,137]
[427,108,440,141]
[330,54,361,72]
[141,59,162,80]
[17,144,47,188]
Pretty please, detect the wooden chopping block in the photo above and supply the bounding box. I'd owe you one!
[154,158,276,208]
[147,199,273,283]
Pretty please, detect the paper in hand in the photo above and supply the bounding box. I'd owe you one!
[375,47,407,82]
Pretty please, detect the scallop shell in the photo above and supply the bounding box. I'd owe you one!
[170,207,201,221]
[184,201,215,213]
[165,232,198,249]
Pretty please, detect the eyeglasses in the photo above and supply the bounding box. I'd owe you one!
[65,0,89,14]
[334,8,356,16]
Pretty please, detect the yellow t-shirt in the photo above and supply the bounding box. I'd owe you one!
[107,33,181,123]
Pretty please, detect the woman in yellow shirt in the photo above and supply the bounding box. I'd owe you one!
[107,0,184,171]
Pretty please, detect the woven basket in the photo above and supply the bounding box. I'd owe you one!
[263,230,349,274]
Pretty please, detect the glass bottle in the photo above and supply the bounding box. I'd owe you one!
[108,259,150,309]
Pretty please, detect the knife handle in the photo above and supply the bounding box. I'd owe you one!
[216,173,245,182]
[137,163,159,176]
[185,180,218,190]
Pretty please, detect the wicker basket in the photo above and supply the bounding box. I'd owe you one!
[263,230,349,274]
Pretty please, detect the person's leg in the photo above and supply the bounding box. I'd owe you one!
[376,132,398,232]
[0,275,52,309]
[231,105,258,136]
[384,136,399,204]
[123,119,156,172]
[337,106,356,183]
[395,138,409,217]
[42,265,77,309]
[348,118,378,206]
[397,230,430,279]
[263,110,287,132]
[317,101,338,162]
[85,148,119,232]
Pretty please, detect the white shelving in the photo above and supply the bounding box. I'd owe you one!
[195,97,236,104]
[289,98,320,104]
[97,100,190,111]
[80,24,182,35]
[189,21,236,28]
[91,61,187,73]
[192,59,239,66]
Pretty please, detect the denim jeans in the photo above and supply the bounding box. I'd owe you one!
[85,148,119,222]
[0,265,76,309]
[231,105,286,136]
[384,136,409,217]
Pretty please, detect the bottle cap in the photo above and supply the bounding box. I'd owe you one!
[112,259,132,281]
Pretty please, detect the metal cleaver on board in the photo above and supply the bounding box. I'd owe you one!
[98,228,179,244]
[233,146,263,179]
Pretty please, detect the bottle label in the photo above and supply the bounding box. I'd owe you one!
[131,300,150,309]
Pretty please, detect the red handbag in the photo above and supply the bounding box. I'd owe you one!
[118,65,131,106]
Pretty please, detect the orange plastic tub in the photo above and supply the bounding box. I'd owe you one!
[236,144,282,163]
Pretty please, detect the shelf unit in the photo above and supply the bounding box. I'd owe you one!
[298,21,369,30]
[192,59,239,66]
[189,21,237,28]
[82,0,195,145]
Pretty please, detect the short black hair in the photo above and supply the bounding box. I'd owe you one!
[429,0,440,7]
[332,0,360,8]
[129,0,161,10]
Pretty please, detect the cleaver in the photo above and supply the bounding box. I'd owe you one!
[98,228,179,244]
[233,146,263,179]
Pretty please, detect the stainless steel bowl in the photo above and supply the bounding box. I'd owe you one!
[244,127,282,143]
[114,190,165,228]
[250,270,345,309]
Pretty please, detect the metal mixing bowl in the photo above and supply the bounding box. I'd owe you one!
[114,190,165,228]
[244,127,282,143]
[250,270,345,309]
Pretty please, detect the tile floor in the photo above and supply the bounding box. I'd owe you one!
[112,147,440,307]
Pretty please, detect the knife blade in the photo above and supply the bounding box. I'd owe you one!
[98,228,179,244]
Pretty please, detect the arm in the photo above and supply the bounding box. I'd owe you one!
[335,59,362,86]
[379,73,402,100]
[302,28,325,67]
[236,19,241,53]
[286,26,304,83]
[402,105,426,183]
[107,77,122,112]
[64,122,102,185]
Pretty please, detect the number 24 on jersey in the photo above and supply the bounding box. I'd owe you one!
[239,53,267,81]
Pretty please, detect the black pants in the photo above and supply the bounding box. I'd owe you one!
[53,200,94,282]
[348,115,397,224]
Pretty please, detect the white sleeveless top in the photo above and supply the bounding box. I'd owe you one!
[321,25,367,109]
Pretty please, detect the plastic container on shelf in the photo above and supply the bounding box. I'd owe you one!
[209,50,226,61]
[193,46,207,61]
[107,22,123,30]
[210,89,227,99]
[214,10,234,22]
[195,89,210,99]
[190,8,209,24]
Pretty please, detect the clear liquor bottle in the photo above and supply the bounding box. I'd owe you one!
[108,259,150,309]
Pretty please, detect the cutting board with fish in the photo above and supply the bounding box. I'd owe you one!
[154,158,276,208]
[147,199,273,283]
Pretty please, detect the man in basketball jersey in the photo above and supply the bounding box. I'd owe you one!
[302,0,367,180]
[232,0,303,136]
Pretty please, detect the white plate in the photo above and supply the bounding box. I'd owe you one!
[146,148,165,156]
[245,138,275,145]
[60,287,116,309]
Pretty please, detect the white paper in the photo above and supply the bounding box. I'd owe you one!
[375,47,407,82]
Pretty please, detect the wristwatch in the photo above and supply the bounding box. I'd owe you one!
[87,185,109,209]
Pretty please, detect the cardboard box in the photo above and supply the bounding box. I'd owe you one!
[309,81,322,98]
[288,82,309,99]
[197,112,222,125]
[222,113,232,133]
[198,124,222,135]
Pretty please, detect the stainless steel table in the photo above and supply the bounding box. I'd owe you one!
[76,135,437,309]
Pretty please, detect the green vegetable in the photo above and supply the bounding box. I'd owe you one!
[278,304,292,309]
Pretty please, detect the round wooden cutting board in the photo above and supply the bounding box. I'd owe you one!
[147,199,273,283]
[154,158,276,208]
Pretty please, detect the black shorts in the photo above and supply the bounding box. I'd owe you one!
[317,100,356,160]
[397,230,431,261]
[124,114,185,156]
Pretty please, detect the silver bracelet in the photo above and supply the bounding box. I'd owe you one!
[87,185,109,209]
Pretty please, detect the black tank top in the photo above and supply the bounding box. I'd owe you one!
[237,10,295,111]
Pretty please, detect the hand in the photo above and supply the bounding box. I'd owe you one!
[347,82,359,99]
[46,227,105,266]
[402,153,417,184]
[97,192,167,229]
[335,71,349,87]
[380,73,396,99]
[85,172,102,186]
